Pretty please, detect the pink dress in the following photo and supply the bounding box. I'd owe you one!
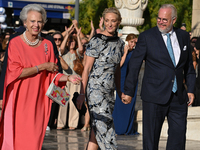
[0,36,64,150]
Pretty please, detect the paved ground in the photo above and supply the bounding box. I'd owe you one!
[42,129,200,150]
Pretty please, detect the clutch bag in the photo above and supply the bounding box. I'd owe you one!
[46,73,70,107]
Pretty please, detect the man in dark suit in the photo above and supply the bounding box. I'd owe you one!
[123,4,196,150]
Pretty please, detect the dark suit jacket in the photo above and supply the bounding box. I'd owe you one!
[0,31,62,99]
[124,26,196,105]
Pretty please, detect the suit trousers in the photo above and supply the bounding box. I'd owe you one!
[57,82,81,128]
[142,92,188,150]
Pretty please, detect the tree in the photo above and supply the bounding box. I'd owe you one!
[138,0,193,33]
[69,0,193,35]
[69,0,114,35]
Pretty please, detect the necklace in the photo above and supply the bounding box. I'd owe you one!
[23,31,39,46]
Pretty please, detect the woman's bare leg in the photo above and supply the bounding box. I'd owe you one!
[87,128,98,150]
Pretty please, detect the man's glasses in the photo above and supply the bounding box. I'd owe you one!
[157,17,175,23]
[157,17,168,23]
[54,38,62,41]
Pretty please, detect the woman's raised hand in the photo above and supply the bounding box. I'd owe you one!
[124,44,129,54]
[77,27,81,37]
[65,25,74,37]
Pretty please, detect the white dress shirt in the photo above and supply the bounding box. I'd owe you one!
[162,30,181,66]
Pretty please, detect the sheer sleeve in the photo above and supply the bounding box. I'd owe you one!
[85,36,104,58]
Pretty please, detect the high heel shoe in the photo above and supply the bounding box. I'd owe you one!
[81,126,91,132]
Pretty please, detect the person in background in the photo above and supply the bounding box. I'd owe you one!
[46,31,64,130]
[113,33,139,135]
[194,37,200,106]
[180,23,186,31]
[76,7,124,150]
[3,32,10,40]
[123,4,195,150]
[57,24,84,130]
[190,37,198,70]
[1,38,9,51]
[52,31,63,55]
[0,4,81,150]
[0,38,8,77]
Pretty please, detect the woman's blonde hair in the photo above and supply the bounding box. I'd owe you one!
[102,7,122,22]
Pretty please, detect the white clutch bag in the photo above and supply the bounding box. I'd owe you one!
[46,73,70,107]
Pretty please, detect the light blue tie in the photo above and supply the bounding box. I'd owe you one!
[166,33,177,93]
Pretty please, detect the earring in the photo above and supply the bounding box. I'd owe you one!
[24,25,28,31]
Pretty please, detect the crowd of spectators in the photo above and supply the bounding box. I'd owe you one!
[0,8,200,142]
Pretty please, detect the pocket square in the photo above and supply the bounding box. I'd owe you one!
[183,45,187,51]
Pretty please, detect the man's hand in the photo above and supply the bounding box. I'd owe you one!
[187,93,195,106]
[122,95,132,104]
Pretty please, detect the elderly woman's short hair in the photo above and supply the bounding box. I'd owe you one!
[20,4,47,23]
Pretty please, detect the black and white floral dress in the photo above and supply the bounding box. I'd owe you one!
[85,34,124,150]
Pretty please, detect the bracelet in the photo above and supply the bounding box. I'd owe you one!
[67,75,70,82]
[35,66,39,73]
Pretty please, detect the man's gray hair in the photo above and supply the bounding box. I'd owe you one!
[20,4,47,23]
[159,4,177,19]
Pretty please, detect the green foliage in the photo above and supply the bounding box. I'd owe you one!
[139,0,193,33]
[69,0,114,34]
[69,0,192,34]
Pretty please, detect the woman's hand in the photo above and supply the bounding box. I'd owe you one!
[44,62,58,73]
[77,27,81,37]
[37,62,58,73]
[68,74,82,85]
[124,45,129,54]
[99,17,104,31]
[91,20,94,31]
[64,25,74,37]
[72,20,78,29]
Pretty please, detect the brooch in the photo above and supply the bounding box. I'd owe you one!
[44,43,48,54]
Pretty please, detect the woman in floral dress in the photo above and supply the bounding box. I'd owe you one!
[77,7,124,150]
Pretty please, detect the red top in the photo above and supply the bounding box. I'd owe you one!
[0,36,64,150]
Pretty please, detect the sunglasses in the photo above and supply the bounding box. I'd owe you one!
[54,38,62,41]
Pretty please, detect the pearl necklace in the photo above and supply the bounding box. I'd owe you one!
[23,31,39,46]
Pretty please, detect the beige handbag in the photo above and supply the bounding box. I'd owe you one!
[46,73,70,107]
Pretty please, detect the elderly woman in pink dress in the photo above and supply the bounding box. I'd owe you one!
[0,4,81,150]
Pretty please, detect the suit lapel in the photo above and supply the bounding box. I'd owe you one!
[174,28,184,68]
[154,27,175,68]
